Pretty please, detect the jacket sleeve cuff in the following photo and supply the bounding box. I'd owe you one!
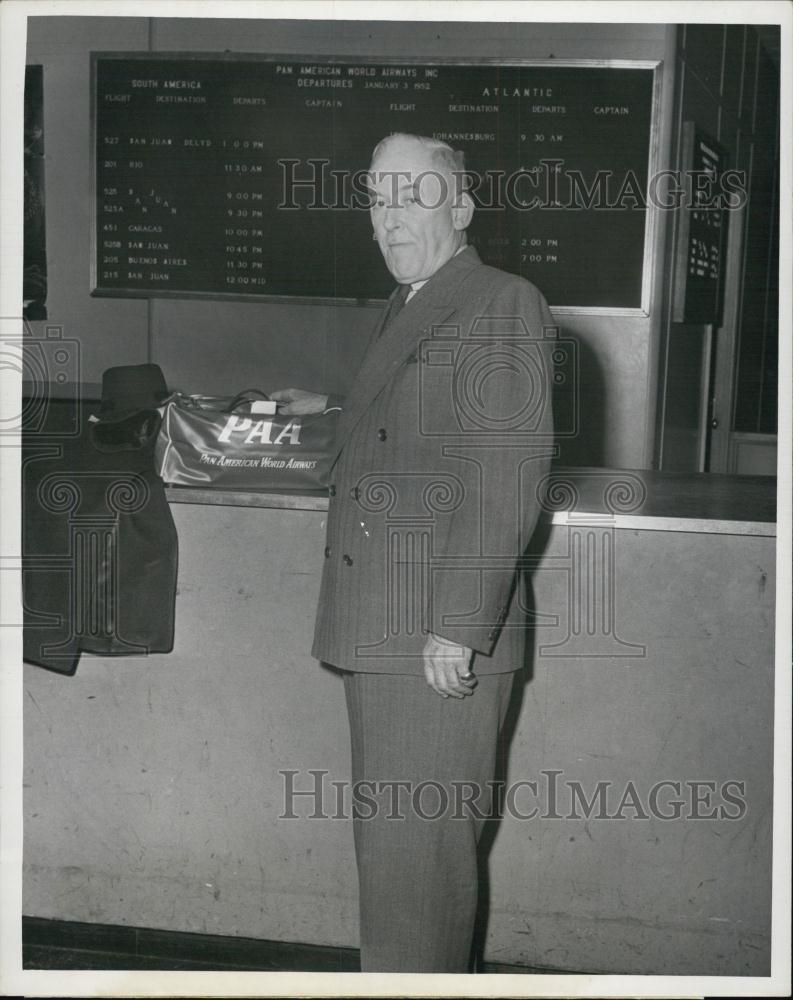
[431,596,510,657]
[324,393,345,413]
[433,626,497,657]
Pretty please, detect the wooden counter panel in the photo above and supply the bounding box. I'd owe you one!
[23,506,776,975]
[164,466,777,535]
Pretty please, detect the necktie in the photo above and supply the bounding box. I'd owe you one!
[380,283,410,335]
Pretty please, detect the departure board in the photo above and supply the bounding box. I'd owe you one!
[92,54,658,308]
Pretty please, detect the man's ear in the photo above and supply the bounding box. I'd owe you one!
[452,190,474,231]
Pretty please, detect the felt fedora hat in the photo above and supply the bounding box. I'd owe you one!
[94,363,169,423]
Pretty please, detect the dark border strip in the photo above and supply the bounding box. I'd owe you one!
[23,916,566,974]
[23,916,359,972]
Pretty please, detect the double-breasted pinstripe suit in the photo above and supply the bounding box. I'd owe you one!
[311,245,556,971]
[313,245,555,674]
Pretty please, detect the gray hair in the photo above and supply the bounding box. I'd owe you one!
[370,133,469,199]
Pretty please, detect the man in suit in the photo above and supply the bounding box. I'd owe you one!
[271,133,555,972]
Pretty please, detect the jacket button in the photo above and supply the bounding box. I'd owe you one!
[324,546,331,558]
[377,428,387,441]
[343,554,354,566]
[328,484,337,496]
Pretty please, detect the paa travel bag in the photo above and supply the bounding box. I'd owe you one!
[155,389,338,490]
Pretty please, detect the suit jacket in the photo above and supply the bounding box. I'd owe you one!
[312,246,556,675]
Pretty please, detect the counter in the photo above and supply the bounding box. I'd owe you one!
[164,466,777,534]
[22,461,778,976]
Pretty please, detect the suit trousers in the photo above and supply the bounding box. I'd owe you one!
[342,669,515,972]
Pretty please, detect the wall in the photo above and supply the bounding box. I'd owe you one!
[655,25,780,472]
[25,15,675,469]
[23,504,775,975]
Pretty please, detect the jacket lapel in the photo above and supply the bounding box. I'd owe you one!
[331,246,483,463]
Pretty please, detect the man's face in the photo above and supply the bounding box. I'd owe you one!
[369,138,465,284]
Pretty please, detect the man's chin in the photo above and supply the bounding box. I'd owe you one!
[386,268,417,285]
[384,250,419,283]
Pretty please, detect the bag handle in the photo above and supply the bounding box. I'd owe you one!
[224,389,272,413]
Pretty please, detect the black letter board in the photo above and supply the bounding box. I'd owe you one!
[92,54,659,310]
[672,122,730,324]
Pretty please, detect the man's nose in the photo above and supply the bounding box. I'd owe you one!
[383,206,402,230]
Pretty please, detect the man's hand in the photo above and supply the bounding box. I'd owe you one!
[269,388,329,416]
[422,633,476,699]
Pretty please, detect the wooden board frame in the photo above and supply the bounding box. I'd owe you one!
[90,52,664,315]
